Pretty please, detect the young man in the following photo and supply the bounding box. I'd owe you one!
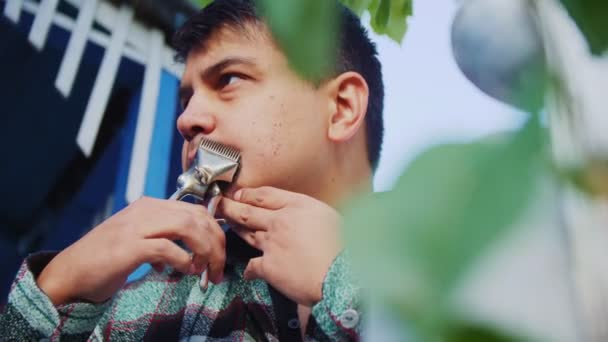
[0,0,384,340]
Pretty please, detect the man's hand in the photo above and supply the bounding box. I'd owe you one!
[219,187,342,306]
[37,197,226,305]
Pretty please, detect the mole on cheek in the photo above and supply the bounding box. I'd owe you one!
[267,134,281,157]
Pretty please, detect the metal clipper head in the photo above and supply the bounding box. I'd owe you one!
[169,138,241,202]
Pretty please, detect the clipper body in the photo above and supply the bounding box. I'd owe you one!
[169,138,241,205]
[168,138,241,289]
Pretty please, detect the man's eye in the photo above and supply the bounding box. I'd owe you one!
[217,73,243,89]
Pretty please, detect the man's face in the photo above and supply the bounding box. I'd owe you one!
[178,24,332,197]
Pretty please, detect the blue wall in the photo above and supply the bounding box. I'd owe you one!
[0,4,182,304]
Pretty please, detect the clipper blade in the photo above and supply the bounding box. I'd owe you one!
[199,138,240,164]
[194,138,241,185]
[169,138,241,201]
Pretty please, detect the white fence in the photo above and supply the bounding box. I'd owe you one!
[2,0,185,203]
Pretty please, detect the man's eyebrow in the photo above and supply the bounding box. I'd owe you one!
[179,57,257,100]
[200,56,258,80]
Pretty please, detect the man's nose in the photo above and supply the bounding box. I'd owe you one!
[176,101,217,141]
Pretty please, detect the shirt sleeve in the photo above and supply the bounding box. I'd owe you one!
[0,252,110,341]
[308,250,362,341]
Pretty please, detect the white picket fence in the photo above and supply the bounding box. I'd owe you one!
[2,0,185,204]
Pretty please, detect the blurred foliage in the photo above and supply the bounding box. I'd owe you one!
[192,0,213,8]
[560,0,608,55]
[441,321,532,342]
[184,0,584,340]
[342,0,411,43]
[192,0,412,42]
[191,0,411,79]
[559,159,608,198]
[343,118,546,340]
[257,0,338,81]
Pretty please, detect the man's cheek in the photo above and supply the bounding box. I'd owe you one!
[238,152,280,185]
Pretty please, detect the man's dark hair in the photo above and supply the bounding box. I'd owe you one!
[173,0,384,171]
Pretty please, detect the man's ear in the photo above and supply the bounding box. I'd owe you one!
[325,71,369,143]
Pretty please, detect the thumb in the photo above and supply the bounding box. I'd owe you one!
[244,257,264,281]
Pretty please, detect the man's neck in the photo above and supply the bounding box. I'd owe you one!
[298,305,312,338]
[314,162,373,209]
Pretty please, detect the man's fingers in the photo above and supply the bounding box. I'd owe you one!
[233,187,293,210]
[191,254,207,272]
[244,257,264,281]
[142,239,192,274]
[205,235,226,283]
[220,198,273,231]
[131,199,226,268]
[138,198,214,239]
[207,253,226,284]
[187,227,226,284]
[142,206,225,263]
[130,198,228,281]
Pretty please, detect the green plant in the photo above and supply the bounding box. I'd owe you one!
[188,0,607,340]
[192,0,411,78]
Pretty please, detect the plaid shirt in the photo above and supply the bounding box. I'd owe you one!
[0,233,361,341]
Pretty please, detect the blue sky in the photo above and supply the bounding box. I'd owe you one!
[370,0,526,191]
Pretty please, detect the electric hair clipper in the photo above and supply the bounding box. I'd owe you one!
[169,138,241,204]
[169,138,240,288]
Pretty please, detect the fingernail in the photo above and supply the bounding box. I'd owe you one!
[200,271,209,291]
[234,190,242,201]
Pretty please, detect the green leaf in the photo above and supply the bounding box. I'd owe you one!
[366,0,411,43]
[386,0,411,42]
[257,0,338,80]
[340,0,412,43]
[339,0,375,16]
[560,0,608,55]
[343,119,545,332]
[191,0,213,8]
[558,159,608,197]
[373,0,391,33]
[442,321,530,342]
[189,0,412,76]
